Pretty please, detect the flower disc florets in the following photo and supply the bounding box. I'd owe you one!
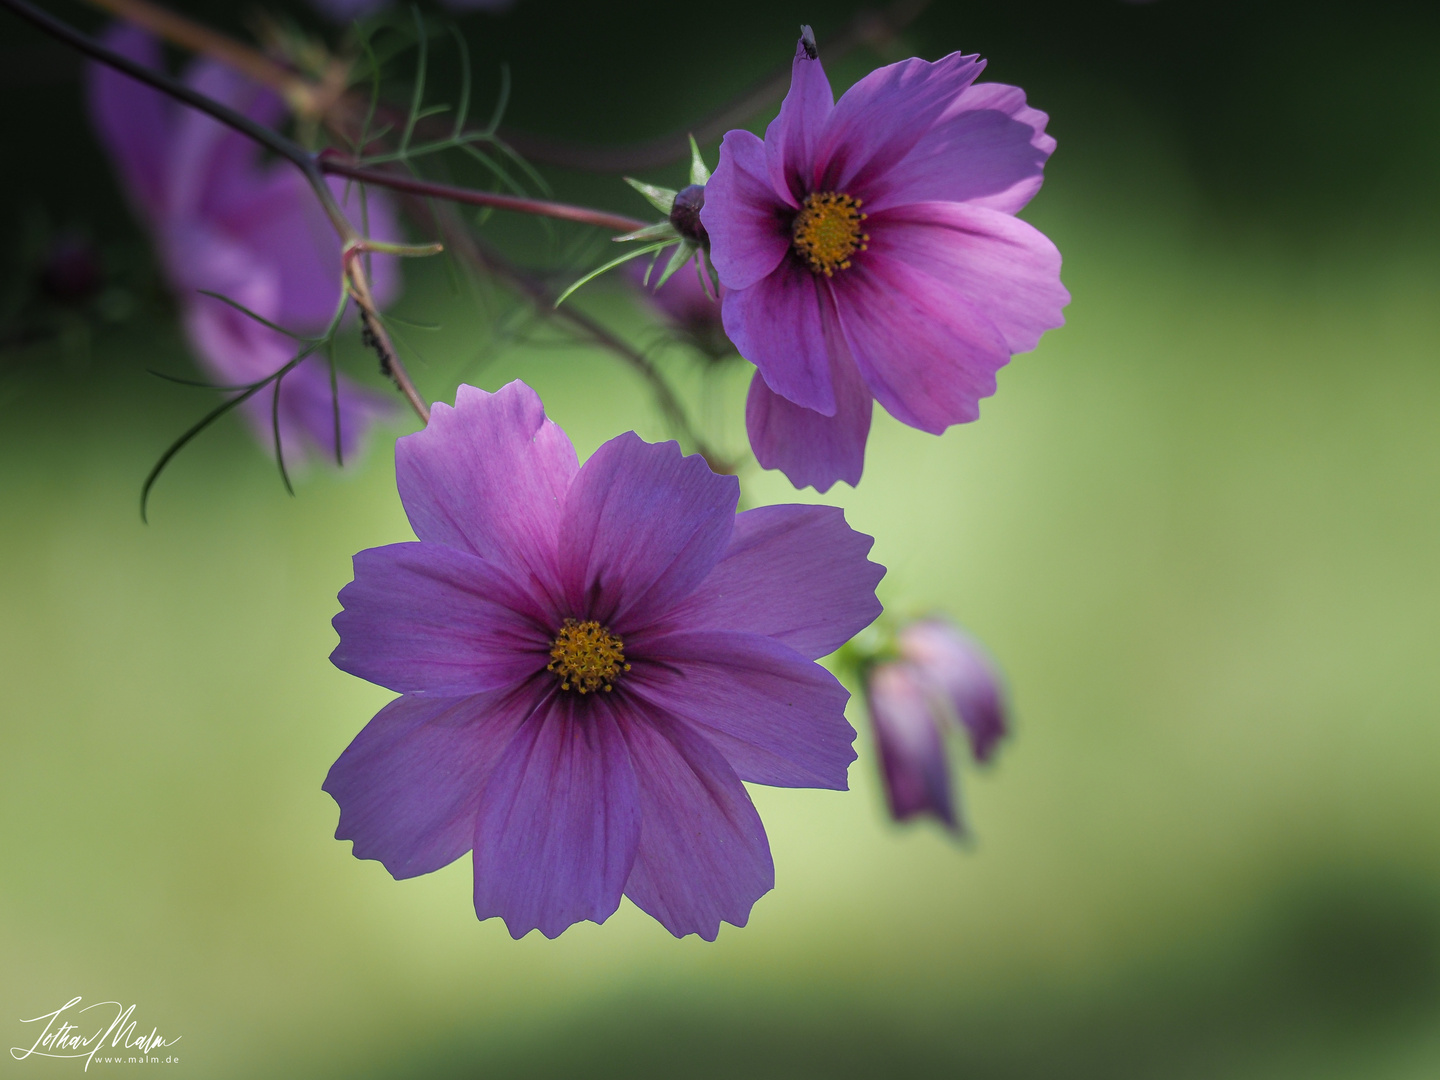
[791,192,868,276]
[547,618,630,694]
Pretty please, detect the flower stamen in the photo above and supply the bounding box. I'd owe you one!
[792,192,869,277]
[547,618,630,694]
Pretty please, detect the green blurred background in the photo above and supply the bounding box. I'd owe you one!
[3,0,1440,1076]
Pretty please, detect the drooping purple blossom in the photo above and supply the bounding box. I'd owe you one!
[864,618,1007,829]
[325,380,885,939]
[702,34,1070,492]
[88,26,402,464]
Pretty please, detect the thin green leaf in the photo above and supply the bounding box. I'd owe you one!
[400,5,429,155]
[327,338,343,467]
[195,290,315,341]
[486,63,511,135]
[450,24,471,139]
[271,374,294,496]
[554,241,674,308]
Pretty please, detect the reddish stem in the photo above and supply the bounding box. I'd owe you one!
[318,154,648,234]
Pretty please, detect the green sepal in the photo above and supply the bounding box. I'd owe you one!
[688,135,711,186]
[624,177,677,215]
[653,240,698,290]
[614,221,679,244]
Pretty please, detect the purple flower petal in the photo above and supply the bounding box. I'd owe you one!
[764,37,835,203]
[816,51,985,198]
[472,693,640,939]
[324,687,539,879]
[703,129,792,291]
[619,706,774,940]
[558,433,737,630]
[861,82,1055,214]
[835,242,1012,433]
[659,504,884,659]
[898,619,1008,762]
[331,542,553,696]
[866,662,958,828]
[397,382,578,598]
[721,259,839,415]
[623,629,856,789]
[745,356,871,492]
[868,201,1068,355]
[87,25,170,221]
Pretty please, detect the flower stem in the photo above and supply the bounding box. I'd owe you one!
[316,155,648,234]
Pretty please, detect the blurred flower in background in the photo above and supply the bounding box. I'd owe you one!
[863,617,1007,830]
[87,25,402,464]
[308,0,515,23]
[704,32,1069,492]
[625,256,732,359]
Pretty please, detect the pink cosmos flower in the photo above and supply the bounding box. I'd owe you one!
[88,26,401,464]
[702,34,1070,491]
[864,618,1007,829]
[325,380,885,939]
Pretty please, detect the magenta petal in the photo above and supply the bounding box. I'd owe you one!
[331,542,552,696]
[721,260,839,416]
[624,630,856,789]
[88,25,171,222]
[472,695,640,938]
[397,382,578,596]
[702,129,793,292]
[764,38,835,203]
[558,433,737,630]
[816,51,985,198]
[869,201,1068,355]
[661,505,884,660]
[863,82,1055,214]
[835,245,1011,434]
[745,350,871,492]
[324,688,538,879]
[866,662,958,828]
[620,709,774,940]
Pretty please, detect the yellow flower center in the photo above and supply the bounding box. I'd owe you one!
[547,619,630,694]
[792,192,869,277]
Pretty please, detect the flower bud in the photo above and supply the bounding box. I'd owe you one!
[669,184,708,246]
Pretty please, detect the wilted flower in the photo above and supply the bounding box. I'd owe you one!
[88,26,401,463]
[702,30,1069,492]
[325,380,885,939]
[863,618,1007,829]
